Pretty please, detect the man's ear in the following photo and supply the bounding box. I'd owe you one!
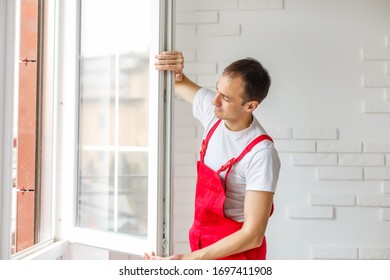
[245,101,258,112]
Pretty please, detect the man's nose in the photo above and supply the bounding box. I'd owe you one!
[213,93,221,106]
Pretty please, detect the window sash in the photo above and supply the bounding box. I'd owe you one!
[1,0,174,259]
[55,0,174,256]
[0,0,17,260]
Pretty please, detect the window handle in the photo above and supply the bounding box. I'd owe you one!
[19,57,37,66]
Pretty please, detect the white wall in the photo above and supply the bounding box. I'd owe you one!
[172,0,390,259]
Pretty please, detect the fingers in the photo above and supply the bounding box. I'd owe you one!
[155,51,183,60]
[166,254,184,260]
[176,73,183,81]
[154,51,184,73]
[143,251,155,260]
[143,251,165,260]
[143,251,183,260]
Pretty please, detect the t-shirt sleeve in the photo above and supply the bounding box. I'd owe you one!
[193,87,216,128]
[244,146,281,193]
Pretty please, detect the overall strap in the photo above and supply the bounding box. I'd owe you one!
[217,134,274,175]
[200,119,222,162]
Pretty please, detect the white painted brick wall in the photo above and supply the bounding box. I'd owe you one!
[175,178,197,190]
[175,152,197,165]
[317,141,362,153]
[362,75,390,88]
[383,181,390,194]
[174,99,195,123]
[338,154,385,166]
[174,189,194,207]
[174,165,197,177]
[266,127,292,139]
[293,128,338,140]
[363,101,390,113]
[175,125,197,138]
[317,167,363,180]
[287,206,334,219]
[363,141,390,153]
[312,246,358,259]
[180,50,196,62]
[310,193,356,206]
[185,62,217,75]
[382,209,390,221]
[274,140,316,152]
[174,138,201,152]
[357,194,390,207]
[175,25,196,49]
[176,25,196,37]
[176,0,239,11]
[173,0,390,260]
[239,0,284,10]
[197,74,220,88]
[197,23,241,36]
[291,153,337,166]
[359,247,390,259]
[174,228,190,244]
[361,48,390,60]
[364,167,390,180]
[176,12,219,24]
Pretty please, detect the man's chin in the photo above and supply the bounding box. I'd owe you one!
[214,109,222,117]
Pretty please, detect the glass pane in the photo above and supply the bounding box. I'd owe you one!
[117,152,148,235]
[78,150,114,231]
[118,55,149,147]
[79,56,116,146]
[78,0,151,237]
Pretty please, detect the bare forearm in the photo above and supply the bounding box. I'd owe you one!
[183,229,263,260]
[174,74,201,104]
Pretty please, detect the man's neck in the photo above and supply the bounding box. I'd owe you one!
[224,114,253,131]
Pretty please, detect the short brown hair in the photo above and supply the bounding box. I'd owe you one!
[222,58,271,104]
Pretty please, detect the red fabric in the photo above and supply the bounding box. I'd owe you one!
[189,119,274,260]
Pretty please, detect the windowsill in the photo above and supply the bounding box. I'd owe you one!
[12,239,68,260]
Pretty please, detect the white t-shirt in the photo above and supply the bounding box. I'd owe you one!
[193,87,280,222]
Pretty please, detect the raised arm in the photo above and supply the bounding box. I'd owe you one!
[155,51,201,104]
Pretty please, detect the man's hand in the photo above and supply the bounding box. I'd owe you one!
[155,51,184,81]
[143,251,185,260]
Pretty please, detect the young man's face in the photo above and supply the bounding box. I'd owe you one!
[213,75,251,127]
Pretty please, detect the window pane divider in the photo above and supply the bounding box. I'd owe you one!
[81,145,149,152]
[113,53,120,232]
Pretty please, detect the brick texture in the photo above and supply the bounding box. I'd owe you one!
[173,0,390,260]
[287,206,334,219]
[312,246,358,259]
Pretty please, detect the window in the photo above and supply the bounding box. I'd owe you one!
[56,0,174,256]
[12,0,39,254]
[77,1,152,236]
[9,0,55,257]
[1,0,174,259]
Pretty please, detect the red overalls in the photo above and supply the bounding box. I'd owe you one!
[189,119,274,260]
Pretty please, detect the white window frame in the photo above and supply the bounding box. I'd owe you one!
[0,0,16,260]
[54,0,174,257]
[1,0,58,259]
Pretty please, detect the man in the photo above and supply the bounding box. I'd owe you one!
[144,51,280,260]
